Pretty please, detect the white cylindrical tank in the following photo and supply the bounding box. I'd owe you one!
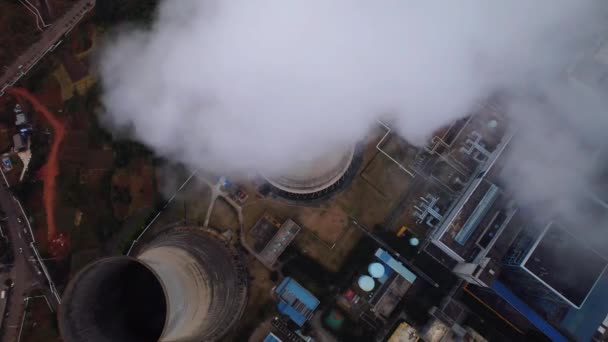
[358,275,375,292]
[368,262,385,278]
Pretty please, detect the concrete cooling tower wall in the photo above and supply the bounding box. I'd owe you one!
[263,144,360,201]
[59,227,248,342]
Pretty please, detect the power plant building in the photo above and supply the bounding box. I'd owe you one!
[338,248,417,328]
[395,102,608,342]
[275,277,319,327]
[59,227,248,342]
[501,222,607,309]
[249,215,302,269]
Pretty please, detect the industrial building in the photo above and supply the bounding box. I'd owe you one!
[386,100,608,341]
[337,248,417,328]
[12,134,26,152]
[59,227,248,342]
[501,222,606,309]
[249,214,302,269]
[249,215,302,269]
[265,316,314,342]
[274,277,320,327]
[262,145,359,200]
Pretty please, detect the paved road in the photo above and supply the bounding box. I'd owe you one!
[0,0,96,97]
[0,184,37,342]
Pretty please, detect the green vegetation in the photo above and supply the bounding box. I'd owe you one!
[113,140,151,168]
[119,207,162,254]
[20,58,58,93]
[12,181,42,207]
[27,131,51,179]
[57,168,86,207]
[95,0,160,26]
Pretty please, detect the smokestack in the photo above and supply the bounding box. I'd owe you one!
[59,227,248,342]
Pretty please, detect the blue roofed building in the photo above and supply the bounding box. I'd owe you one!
[275,277,320,327]
[375,248,418,284]
[263,332,283,342]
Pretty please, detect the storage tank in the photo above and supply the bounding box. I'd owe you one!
[358,275,375,292]
[59,227,248,342]
[368,262,385,279]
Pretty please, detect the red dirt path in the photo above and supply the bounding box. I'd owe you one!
[8,87,65,241]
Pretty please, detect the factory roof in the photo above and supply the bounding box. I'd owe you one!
[275,277,319,327]
[263,332,283,342]
[12,134,26,151]
[15,113,27,126]
[258,219,301,268]
[375,248,417,283]
[491,281,568,342]
[522,223,608,308]
[388,322,419,342]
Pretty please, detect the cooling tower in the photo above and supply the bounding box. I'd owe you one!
[59,227,248,342]
[263,145,357,200]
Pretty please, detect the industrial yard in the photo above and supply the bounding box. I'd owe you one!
[0,1,608,342]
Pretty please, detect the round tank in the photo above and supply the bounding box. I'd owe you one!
[263,145,355,200]
[409,237,420,247]
[368,262,385,278]
[358,275,375,292]
[59,228,248,342]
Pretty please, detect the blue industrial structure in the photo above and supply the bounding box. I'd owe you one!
[375,248,417,283]
[263,332,283,342]
[406,105,608,341]
[275,277,320,327]
[491,281,567,342]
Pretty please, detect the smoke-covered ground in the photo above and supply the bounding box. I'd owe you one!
[97,1,608,243]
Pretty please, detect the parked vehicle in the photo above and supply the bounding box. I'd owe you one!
[235,189,248,204]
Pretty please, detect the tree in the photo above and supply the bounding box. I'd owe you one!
[95,0,160,26]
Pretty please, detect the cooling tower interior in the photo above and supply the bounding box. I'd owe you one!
[263,145,358,200]
[59,227,248,342]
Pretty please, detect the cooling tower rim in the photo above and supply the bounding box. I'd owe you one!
[60,226,250,342]
[135,226,249,340]
[58,256,166,342]
[127,224,234,256]
[262,145,356,194]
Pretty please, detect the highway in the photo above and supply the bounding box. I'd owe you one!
[0,0,96,97]
[0,183,35,342]
[0,172,58,342]
[0,0,97,336]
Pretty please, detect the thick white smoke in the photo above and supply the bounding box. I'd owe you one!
[98,0,604,178]
[98,0,608,242]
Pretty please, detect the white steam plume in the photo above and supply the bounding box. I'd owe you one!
[99,0,603,176]
[98,0,608,243]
